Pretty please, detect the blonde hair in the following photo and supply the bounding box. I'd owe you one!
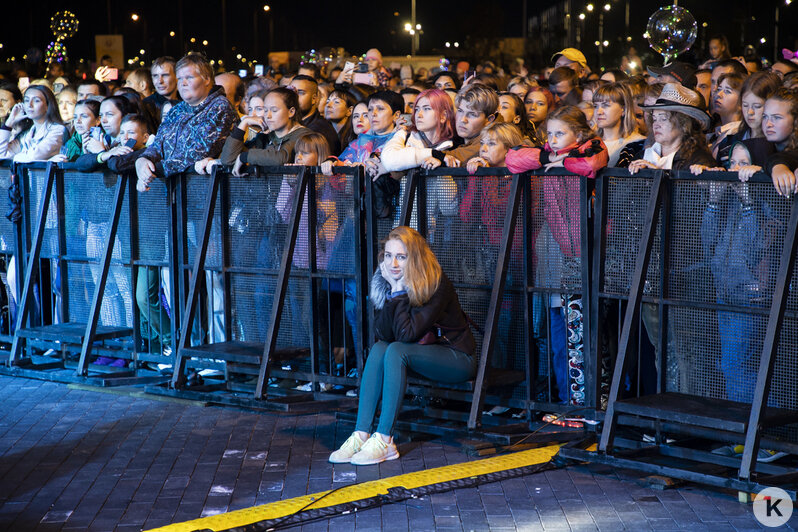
[294,132,330,163]
[382,226,442,307]
[480,122,523,149]
[592,82,638,138]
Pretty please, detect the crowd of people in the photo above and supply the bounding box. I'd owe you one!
[2,37,798,464]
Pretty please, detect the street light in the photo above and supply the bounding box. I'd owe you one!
[169,31,176,37]
[604,3,611,11]
[263,4,270,11]
[131,13,139,21]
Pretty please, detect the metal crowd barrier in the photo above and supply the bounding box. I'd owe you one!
[2,159,798,474]
[145,165,368,413]
[561,168,798,498]
[0,161,22,344]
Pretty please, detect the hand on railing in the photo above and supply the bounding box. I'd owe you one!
[689,164,724,175]
[364,157,384,181]
[194,157,218,175]
[466,156,487,174]
[736,165,762,183]
[135,157,156,192]
[232,155,247,177]
[770,164,798,198]
[628,159,656,174]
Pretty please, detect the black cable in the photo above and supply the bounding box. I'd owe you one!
[213,459,558,532]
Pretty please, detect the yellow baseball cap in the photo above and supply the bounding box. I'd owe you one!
[552,48,587,68]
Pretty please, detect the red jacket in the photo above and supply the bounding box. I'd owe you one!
[505,138,608,257]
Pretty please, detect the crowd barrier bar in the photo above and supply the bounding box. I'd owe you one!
[156,165,364,413]
[561,168,798,498]
[390,167,573,441]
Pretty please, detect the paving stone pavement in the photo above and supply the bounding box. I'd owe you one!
[0,375,797,531]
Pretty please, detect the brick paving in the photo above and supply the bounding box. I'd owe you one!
[0,375,796,531]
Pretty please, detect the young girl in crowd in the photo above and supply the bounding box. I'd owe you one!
[524,86,554,146]
[763,88,798,196]
[329,226,475,465]
[79,96,137,166]
[53,99,100,162]
[56,87,77,131]
[242,89,268,142]
[506,106,609,405]
[0,84,66,161]
[276,133,340,377]
[698,140,775,403]
[380,88,459,237]
[737,72,782,142]
[710,72,745,162]
[200,88,310,175]
[498,92,535,142]
[593,82,645,166]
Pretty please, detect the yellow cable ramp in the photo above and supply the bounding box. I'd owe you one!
[146,443,564,532]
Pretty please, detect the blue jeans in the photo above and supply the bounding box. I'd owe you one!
[549,306,570,403]
[717,304,762,403]
[355,341,475,436]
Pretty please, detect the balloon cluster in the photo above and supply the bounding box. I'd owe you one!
[646,5,697,65]
[45,41,68,64]
[439,58,450,71]
[47,10,79,64]
[50,11,79,41]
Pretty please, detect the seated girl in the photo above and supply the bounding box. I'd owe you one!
[329,226,476,465]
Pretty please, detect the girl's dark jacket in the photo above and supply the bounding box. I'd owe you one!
[370,270,475,356]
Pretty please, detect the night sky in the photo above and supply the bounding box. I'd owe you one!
[1,0,797,71]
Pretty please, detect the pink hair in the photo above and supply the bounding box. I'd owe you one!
[526,86,556,113]
[412,88,455,143]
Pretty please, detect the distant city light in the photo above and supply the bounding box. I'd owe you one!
[445,42,451,47]
[263,5,271,11]
[587,4,594,11]
[139,49,145,54]
[579,13,586,20]
[131,13,139,21]
[604,3,611,11]
[760,37,767,43]
[169,31,176,37]
[202,40,208,46]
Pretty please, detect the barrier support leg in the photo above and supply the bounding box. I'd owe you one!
[739,196,798,480]
[468,173,523,430]
[255,168,309,399]
[8,164,56,366]
[76,174,128,375]
[171,169,221,388]
[599,170,666,453]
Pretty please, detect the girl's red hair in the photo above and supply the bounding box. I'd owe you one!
[412,88,455,143]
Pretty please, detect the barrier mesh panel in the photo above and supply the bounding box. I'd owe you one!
[534,174,583,293]
[664,179,794,414]
[62,171,132,327]
[25,167,58,259]
[0,166,15,253]
[185,175,221,269]
[602,174,660,297]
[223,173,291,344]
[136,181,170,266]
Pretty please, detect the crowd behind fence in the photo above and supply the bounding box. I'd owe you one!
[0,161,796,436]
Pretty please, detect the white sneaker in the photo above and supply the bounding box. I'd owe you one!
[329,432,368,464]
[350,433,399,466]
